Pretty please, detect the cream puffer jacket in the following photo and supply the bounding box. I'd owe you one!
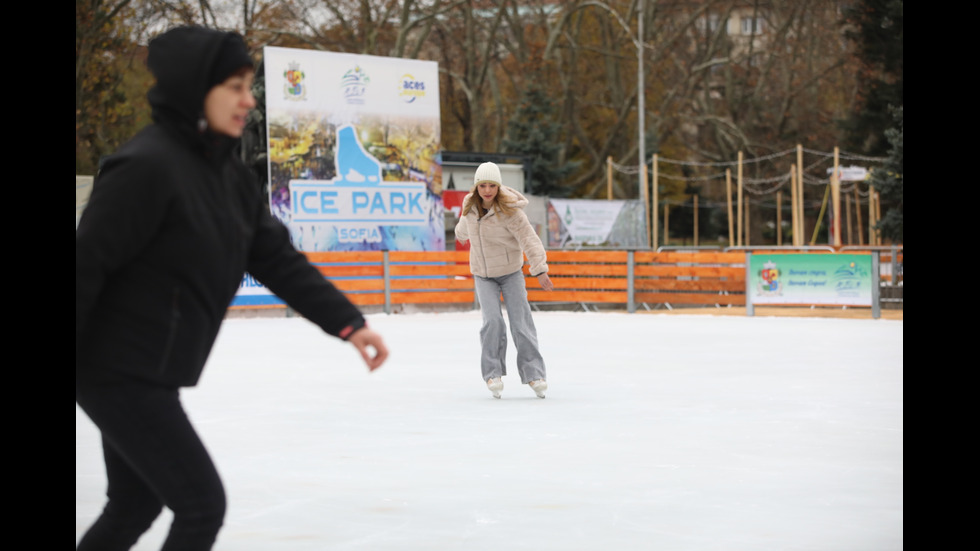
[454,187,549,278]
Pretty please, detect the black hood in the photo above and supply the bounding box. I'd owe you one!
[146,26,249,130]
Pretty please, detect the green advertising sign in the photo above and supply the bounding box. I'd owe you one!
[748,254,873,306]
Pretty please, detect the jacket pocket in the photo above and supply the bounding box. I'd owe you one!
[157,287,182,374]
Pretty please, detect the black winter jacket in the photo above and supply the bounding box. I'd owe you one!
[76,27,365,387]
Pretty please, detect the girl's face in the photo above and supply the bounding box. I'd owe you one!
[204,69,256,137]
[478,182,499,206]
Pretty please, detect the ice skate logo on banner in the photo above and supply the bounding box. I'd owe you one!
[758,260,781,295]
[399,73,426,103]
[341,65,370,105]
[288,125,427,240]
[283,62,307,101]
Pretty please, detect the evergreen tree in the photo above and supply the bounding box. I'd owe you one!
[502,84,578,196]
[842,0,903,155]
[871,106,903,242]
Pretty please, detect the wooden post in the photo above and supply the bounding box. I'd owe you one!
[868,184,877,246]
[643,163,650,248]
[796,145,804,246]
[652,154,659,250]
[790,167,798,246]
[744,196,750,246]
[875,190,882,245]
[663,204,670,246]
[832,147,841,247]
[810,184,830,246]
[845,192,852,245]
[693,193,699,246]
[798,159,806,246]
[726,168,734,248]
[606,156,613,200]
[854,185,864,246]
[776,190,783,246]
[737,151,743,247]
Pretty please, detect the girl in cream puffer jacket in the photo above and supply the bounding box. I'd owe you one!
[454,162,553,399]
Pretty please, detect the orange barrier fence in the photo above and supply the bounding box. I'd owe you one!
[305,251,474,308]
[635,251,746,307]
[524,250,747,310]
[230,247,901,313]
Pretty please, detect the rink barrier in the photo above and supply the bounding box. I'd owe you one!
[522,250,747,312]
[230,248,900,314]
[306,249,750,314]
[305,251,475,311]
[728,245,903,285]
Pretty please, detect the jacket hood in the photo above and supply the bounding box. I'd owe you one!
[146,26,248,130]
[500,186,529,209]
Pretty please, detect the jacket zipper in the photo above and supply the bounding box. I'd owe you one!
[477,210,494,277]
[158,287,181,373]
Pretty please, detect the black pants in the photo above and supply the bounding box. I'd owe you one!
[76,376,225,551]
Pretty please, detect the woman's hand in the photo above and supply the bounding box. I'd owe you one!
[537,273,554,291]
[348,327,389,371]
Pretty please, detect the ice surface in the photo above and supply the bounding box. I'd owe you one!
[76,311,903,550]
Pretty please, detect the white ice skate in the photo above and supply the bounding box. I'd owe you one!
[487,377,503,399]
[528,379,547,399]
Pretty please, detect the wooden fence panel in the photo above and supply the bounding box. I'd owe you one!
[387,250,474,304]
[633,251,747,307]
[304,251,385,306]
[527,290,628,303]
[523,251,630,307]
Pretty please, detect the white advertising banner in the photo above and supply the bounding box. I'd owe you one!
[264,47,443,251]
[547,199,646,248]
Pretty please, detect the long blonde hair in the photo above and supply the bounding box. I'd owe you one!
[460,182,518,218]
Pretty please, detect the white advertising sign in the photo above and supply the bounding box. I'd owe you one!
[264,47,443,251]
[547,199,646,248]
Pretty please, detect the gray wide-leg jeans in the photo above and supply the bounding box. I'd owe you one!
[474,270,546,383]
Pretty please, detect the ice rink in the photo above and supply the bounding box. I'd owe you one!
[76,310,903,550]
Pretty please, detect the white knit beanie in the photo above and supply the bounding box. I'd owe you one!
[473,162,502,186]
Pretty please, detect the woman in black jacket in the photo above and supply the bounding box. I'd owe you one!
[75,26,388,550]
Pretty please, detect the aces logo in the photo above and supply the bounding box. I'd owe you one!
[399,74,426,103]
[284,62,307,101]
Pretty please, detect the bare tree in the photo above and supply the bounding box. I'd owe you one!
[430,1,509,151]
[76,0,161,174]
[78,0,864,206]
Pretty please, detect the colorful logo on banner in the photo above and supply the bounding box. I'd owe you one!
[283,62,307,101]
[342,65,370,104]
[399,73,426,103]
[758,260,781,295]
